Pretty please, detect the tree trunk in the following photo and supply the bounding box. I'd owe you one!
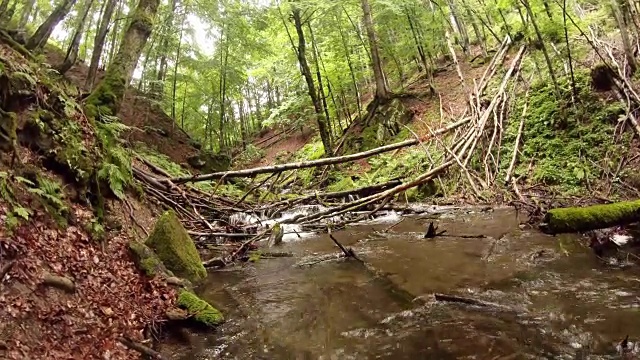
[360,0,390,102]
[292,7,334,157]
[85,0,160,118]
[337,13,362,117]
[446,0,470,55]
[17,0,36,28]
[86,0,117,90]
[521,0,560,96]
[155,0,177,101]
[107,0,124,65]
[612,0,637,73]
[308,21,333,143]
[26,0,78,50]
[218,23,229,151]
[57,0,95,75]
[171,11,185,120]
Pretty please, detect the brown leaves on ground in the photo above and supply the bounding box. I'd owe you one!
[0,203,176,359]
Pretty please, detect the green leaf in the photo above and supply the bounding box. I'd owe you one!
[12,206,30,220]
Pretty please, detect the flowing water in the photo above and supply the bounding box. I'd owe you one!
[163,206,640,359]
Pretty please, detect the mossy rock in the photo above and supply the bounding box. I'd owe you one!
[177,290,224,327]
[145,210,207,283]
[128,240,172,278]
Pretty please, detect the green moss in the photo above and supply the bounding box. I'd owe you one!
[145,210,207,283]
[500,70,627,192]
[543,200,640,233]
[177,290,224,327]
[128,240,172,277]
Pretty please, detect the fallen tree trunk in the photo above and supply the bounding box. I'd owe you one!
[170,117,470,184]
[541,200,640,233]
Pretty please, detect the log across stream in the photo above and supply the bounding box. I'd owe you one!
[161,206,640,359]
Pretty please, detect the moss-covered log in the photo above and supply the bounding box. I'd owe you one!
[542,200,640,233]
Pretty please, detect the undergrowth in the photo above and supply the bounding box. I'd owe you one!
[501,70,627,194]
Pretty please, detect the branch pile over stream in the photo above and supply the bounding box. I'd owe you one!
[131,38,527,259]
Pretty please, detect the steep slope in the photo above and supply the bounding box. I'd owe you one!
[0,40,179,359]
[44,46,200,168]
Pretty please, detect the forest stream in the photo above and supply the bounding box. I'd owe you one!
[160,207,640,359]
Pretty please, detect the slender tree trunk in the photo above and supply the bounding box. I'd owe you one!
[308,21,333,142]
[612,0,637,73]
[337,14,362,117]
[446,0,470,55]
[86,0,117,89]
[157,0,177,83]
[292,7,334,157]
[359,0,390,102]
[85,0,161,117]
[463,2,487,57]
[562,0,577,100]
[18,0,36,28]
[26,0,78,50]
[171,11,185,120]
[58,0,95,75]
[218,24,230,151]
[1,0,17,24]
[521,0,560,96]
[108,0,124,65]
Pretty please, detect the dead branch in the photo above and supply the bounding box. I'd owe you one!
[505,89,529,183]
[117,337,167,360]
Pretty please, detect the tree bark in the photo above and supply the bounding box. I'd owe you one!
[86,0,117,90]
[85,0,161,117]
[157,0,177,87]
[292,7,334,157]
[521,0,560,96]
[57,0,95,75]
[171,11,185,120]
[612,0,637,73]
[360,0,390,102]
[26,0,78,51]
[17,0,36,28]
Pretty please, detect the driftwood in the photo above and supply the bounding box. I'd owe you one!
[117,337,167,360]
[541,200,640,233]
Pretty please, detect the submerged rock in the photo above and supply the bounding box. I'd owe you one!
[177,290,224,327]
[145,210,207,283]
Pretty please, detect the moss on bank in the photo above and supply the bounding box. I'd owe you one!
[128,240,172,277]
[177,290,224,327]
[145,210,207,283]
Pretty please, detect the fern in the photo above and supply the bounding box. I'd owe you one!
[98,163,128,199]
[96,119,133,199]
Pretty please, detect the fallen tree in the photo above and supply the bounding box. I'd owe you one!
[541,200,640,233]
[169,117,470,183]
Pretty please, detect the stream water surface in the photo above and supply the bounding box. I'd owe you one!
[164,206,640,359]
